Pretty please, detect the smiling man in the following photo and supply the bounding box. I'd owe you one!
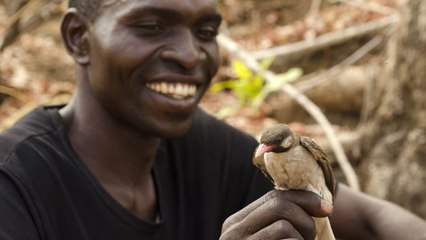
[1,0,426,239]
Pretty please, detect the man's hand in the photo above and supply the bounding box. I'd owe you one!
[220,190,333,240]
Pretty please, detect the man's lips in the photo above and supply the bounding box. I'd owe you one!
[146,82,198,100]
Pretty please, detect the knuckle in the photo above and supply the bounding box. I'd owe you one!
[222,216,233,227]
[264,189,290,201]
[307,217,315,230]
[266,194,296,216]
[220,225,248,240]
[263,190,280,202]
[272,220,301,238]
[221,218,239,234]
[275,219,293,231]
[219,231,234,240]
[271,198,291,214]
[303,218,316,240]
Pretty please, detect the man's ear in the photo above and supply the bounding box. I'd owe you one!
[61,9,90,65]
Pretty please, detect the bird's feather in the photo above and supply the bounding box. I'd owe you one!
[253,152,274,184]
[300,136,336,198]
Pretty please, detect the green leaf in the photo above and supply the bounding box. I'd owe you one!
[252,75,264,90]
[210,58,301,115]
[232,59,252,80]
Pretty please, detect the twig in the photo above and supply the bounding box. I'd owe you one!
[19,0,64,33]
[358,63,377,128]
[0,85,29,102]
[333,0,396,16]
[251,15,397,60]
[0,0,35,34]
[309,0,322,15]
[218,33,360,191]
[0,0,64,51]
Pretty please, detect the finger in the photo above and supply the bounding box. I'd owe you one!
[222,189,330,235]
[241,193,316,240]
[247,220,304,240]
[277,190,333,217]
[222,189,297,232]
[221,192,273,233]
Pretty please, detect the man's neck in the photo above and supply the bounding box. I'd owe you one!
[59,94,161,186]
[59,93,161,222]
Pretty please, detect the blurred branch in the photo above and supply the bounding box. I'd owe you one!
[0,0,31,51]
[218,33,360,191]
[251,15,398,60]
[0,0,64,51]
[358,62,377,128]
[19,0,64,32]
[1,0,33,32]
[0,93,70,131]
[309,0,322,15]
[333,0,396,15]
[0,85,29,102]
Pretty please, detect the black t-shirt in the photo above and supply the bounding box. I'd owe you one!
[0,106,272,240]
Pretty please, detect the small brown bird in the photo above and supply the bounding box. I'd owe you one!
[253,124,336,240]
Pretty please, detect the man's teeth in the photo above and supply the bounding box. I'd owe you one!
[146,82,197,99]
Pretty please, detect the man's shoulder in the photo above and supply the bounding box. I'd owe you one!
[0,106,62,168]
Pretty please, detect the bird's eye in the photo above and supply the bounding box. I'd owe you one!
[282,138,292,149]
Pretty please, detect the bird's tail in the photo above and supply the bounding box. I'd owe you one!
[313,217,335,240]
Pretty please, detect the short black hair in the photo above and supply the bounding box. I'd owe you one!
[68,0,103,20]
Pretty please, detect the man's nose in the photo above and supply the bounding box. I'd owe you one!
[160,30,204,70]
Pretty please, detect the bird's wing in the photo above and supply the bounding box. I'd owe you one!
[253,153,275,185]
[300,136,336,197]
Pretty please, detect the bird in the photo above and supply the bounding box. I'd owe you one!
[253,124,336,240]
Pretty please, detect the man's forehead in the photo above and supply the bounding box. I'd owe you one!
[100,0,128,9]
[96,0,219,21]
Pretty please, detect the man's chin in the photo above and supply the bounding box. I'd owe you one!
[149,115,194,139]
[160,121,193,139]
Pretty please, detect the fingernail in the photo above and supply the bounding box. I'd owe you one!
[321,199,333,215]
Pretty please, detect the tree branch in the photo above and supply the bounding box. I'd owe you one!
[309,0,322,16]
[251,15,397,60]
[0,0,64,51]
[334,0,396,16]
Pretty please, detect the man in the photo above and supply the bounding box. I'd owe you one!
[0,0,425,239]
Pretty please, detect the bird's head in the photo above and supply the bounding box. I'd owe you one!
[255,124,297,158]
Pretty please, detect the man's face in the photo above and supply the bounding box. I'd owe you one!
[86,0,221,138]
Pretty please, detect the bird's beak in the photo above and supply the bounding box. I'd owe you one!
[254,144,274,158]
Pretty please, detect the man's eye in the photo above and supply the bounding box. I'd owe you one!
[133,22,163,33]
[197,26,218,41]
